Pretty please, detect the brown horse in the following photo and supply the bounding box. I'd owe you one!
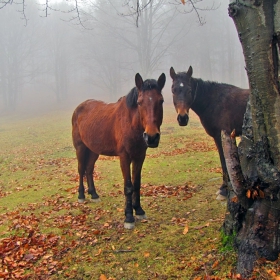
[72,73,166,229]
[170,66,249,199]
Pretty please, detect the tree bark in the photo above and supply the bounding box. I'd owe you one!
[223,0,280,277]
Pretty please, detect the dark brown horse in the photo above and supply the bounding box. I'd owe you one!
[72,73,166,229]
[170,66,249,199]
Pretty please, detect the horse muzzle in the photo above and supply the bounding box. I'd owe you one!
[177,114,189,126]
[143,132,160,148]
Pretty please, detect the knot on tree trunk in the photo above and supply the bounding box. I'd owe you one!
[228,3,240,18]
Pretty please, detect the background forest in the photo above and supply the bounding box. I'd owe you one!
[0,0,248,114]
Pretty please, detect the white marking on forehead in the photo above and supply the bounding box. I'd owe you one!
[149,97,153,101]
[180,83,184,87]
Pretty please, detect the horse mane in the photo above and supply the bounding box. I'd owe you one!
[194,78,236,97]
[126,79,158,108]
[195,78,218,92]
[126,88,138,108]
[178,71,230,91]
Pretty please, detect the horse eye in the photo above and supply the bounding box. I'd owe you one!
[137,101,141,106]
[160,99,164,104]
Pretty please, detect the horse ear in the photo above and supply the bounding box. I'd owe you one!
[170,67,176,80]
[186,66,193,77]
[157,73,166,91]
[135,73,144,91]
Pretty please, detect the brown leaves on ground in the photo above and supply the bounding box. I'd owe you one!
[0,192,116,279]
[147,140,216,159]
[0,190,8,198]
[141,184,196,200]
[1,231,64,279]
[0,182,199,279]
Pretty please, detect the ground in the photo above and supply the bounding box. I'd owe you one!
[0,104,279,279]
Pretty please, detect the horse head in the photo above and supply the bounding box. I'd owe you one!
[170,66,194,126]
[135,73,166,148]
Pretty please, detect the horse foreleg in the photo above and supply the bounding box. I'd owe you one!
[120,155,135,229]
[132,158,146,219]
[214,135,230,199]
[86,152,100,202]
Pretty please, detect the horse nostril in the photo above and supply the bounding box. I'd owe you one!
[177,114,189,126]
[143,132,160,148]
[152,133,160,143]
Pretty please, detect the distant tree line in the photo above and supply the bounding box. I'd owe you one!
[0,0,247,112]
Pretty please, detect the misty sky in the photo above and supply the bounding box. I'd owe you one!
[0,0,248,114]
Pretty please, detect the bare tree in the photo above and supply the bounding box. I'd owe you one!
[76,0,195,100]
[74,0,202,80]
[0,2,41,110]
[43,4,75,102]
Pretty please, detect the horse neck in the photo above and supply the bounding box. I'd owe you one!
[190,78,211,115]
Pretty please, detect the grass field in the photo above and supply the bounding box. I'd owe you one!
[0,103,279,280]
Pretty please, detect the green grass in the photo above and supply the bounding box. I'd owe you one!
[1,104,277,279]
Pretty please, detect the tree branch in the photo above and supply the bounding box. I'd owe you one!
[0,0,13,9]
[221,130,246,198]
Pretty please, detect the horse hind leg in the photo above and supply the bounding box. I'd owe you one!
[214,135,230,200]
[86,152,100,202]
[75,144,88,203]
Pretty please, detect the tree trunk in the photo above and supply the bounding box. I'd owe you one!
[222,0,280,277]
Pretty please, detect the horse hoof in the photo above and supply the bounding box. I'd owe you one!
[78,198,85,203]
[216,194,226,201]
[90,198,101,203]
[124,222,135,230]
[136,214,147,220]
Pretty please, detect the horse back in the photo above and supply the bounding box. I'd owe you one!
[197,84,249,137]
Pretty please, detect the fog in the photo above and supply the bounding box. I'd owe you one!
[0,0,248,116]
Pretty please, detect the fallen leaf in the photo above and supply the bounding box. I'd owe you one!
[194,223,209,230]
[99,274,107,280]
[259,189,265,198]
[252,190,258,199]
[144,252,150,258]
[246,189,251,198]
[183,224,189,235]
[92,229,101,235]
[95,249,102,256]
[212,260,219,268]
